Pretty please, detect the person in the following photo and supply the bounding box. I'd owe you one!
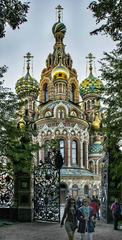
[61,197,77,240]
[76,196,82,209]
[89,197,98,220]
[95,195,101,220]
[111,198,121,230]
[77,198,95,240]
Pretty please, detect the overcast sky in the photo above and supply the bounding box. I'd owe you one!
[0,0,115,92]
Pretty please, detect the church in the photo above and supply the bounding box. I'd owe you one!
[15,5,104,203]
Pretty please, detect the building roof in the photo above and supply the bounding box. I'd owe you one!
[60,167,97,177]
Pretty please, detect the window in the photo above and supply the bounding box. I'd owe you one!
[44,84,48,102]
[83,142,86,167]
[70,84,75,102]
[72,140,78,165]
[84,185,89,195]
[87,100,90,110]
[59,139,65,161]
[57,108,65,119]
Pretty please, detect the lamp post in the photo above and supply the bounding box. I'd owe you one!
[54,150,63,222]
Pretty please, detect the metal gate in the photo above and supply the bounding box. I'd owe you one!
[34,159,60,222]
[0,170,14,208]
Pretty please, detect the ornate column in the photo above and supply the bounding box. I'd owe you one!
[80,141,83,168]
[67,138,71,167]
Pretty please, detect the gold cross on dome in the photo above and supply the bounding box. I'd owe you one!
[55,5,63,22]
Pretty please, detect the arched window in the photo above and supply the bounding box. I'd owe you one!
[70,84,75,102]
[87,100,90,110]
[92,99,95,108]
[44,140,49,161]
[83,142,87,167]
[59,139,65,162]
[84,185,89,195]
[59,83,62,93]
[72,184,78,198]
[44,84,48,102]
[72,140,78,165]
[57,108,65,119]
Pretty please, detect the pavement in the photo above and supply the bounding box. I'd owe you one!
[0,220,122,240]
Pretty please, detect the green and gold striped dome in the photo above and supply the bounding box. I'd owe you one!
[15,52,39,99]
[15,72,39,98]
[52,22,66,35]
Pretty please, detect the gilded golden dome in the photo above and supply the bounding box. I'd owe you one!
[51,62,69,80]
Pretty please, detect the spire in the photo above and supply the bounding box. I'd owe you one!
[55,5,63,22]
[24,52,33,74]
[86,53,95,75]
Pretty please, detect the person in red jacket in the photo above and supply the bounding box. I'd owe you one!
[89,197,98,219]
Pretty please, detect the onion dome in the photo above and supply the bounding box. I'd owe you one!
[92,113,101,130]
[51,61,69,80]
[52,5,66,36]
[15,52,39,99]
[89,135,103,156]
[80,53,103,97]
[52,22,66,35]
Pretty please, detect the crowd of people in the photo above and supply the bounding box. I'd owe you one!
[60,195,121,240]
[60,195,101,240]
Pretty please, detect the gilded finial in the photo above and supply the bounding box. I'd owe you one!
[86,53,95,75]
[55,5,63,22]
[24,52,33,73]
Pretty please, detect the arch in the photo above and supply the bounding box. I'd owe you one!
[60,182,68,204]
[54,102,68,118]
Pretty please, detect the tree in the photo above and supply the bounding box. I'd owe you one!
[0,0,31,172]
[0,69,18,158]
[88,0,122,195]
[0,0,29,38]
[88,0,122,46]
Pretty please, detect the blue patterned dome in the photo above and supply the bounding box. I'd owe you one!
[89,141,103,155]
[80,53,103,97]
[80,73,103,97]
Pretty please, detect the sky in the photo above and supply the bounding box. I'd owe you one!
[0,0,115,93]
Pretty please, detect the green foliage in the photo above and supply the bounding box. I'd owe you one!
[88,0,122,184]
[0,76,19,157]
[88,0,122,44]
[0,0,29,38]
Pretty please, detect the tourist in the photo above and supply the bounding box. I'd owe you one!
[111,198,121,230]
[77,198,95,240]
[76,196,82,209]
[95,195,101,220]
[61,197,77,240]
[89,197,98,220]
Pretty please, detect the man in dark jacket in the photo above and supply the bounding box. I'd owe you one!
[111,198,121,230]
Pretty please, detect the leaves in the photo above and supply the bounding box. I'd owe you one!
[0,0,30,38]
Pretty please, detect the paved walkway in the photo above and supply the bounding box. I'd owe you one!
[0,220,122,240]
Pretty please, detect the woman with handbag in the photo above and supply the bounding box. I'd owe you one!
[61,197,77,240]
